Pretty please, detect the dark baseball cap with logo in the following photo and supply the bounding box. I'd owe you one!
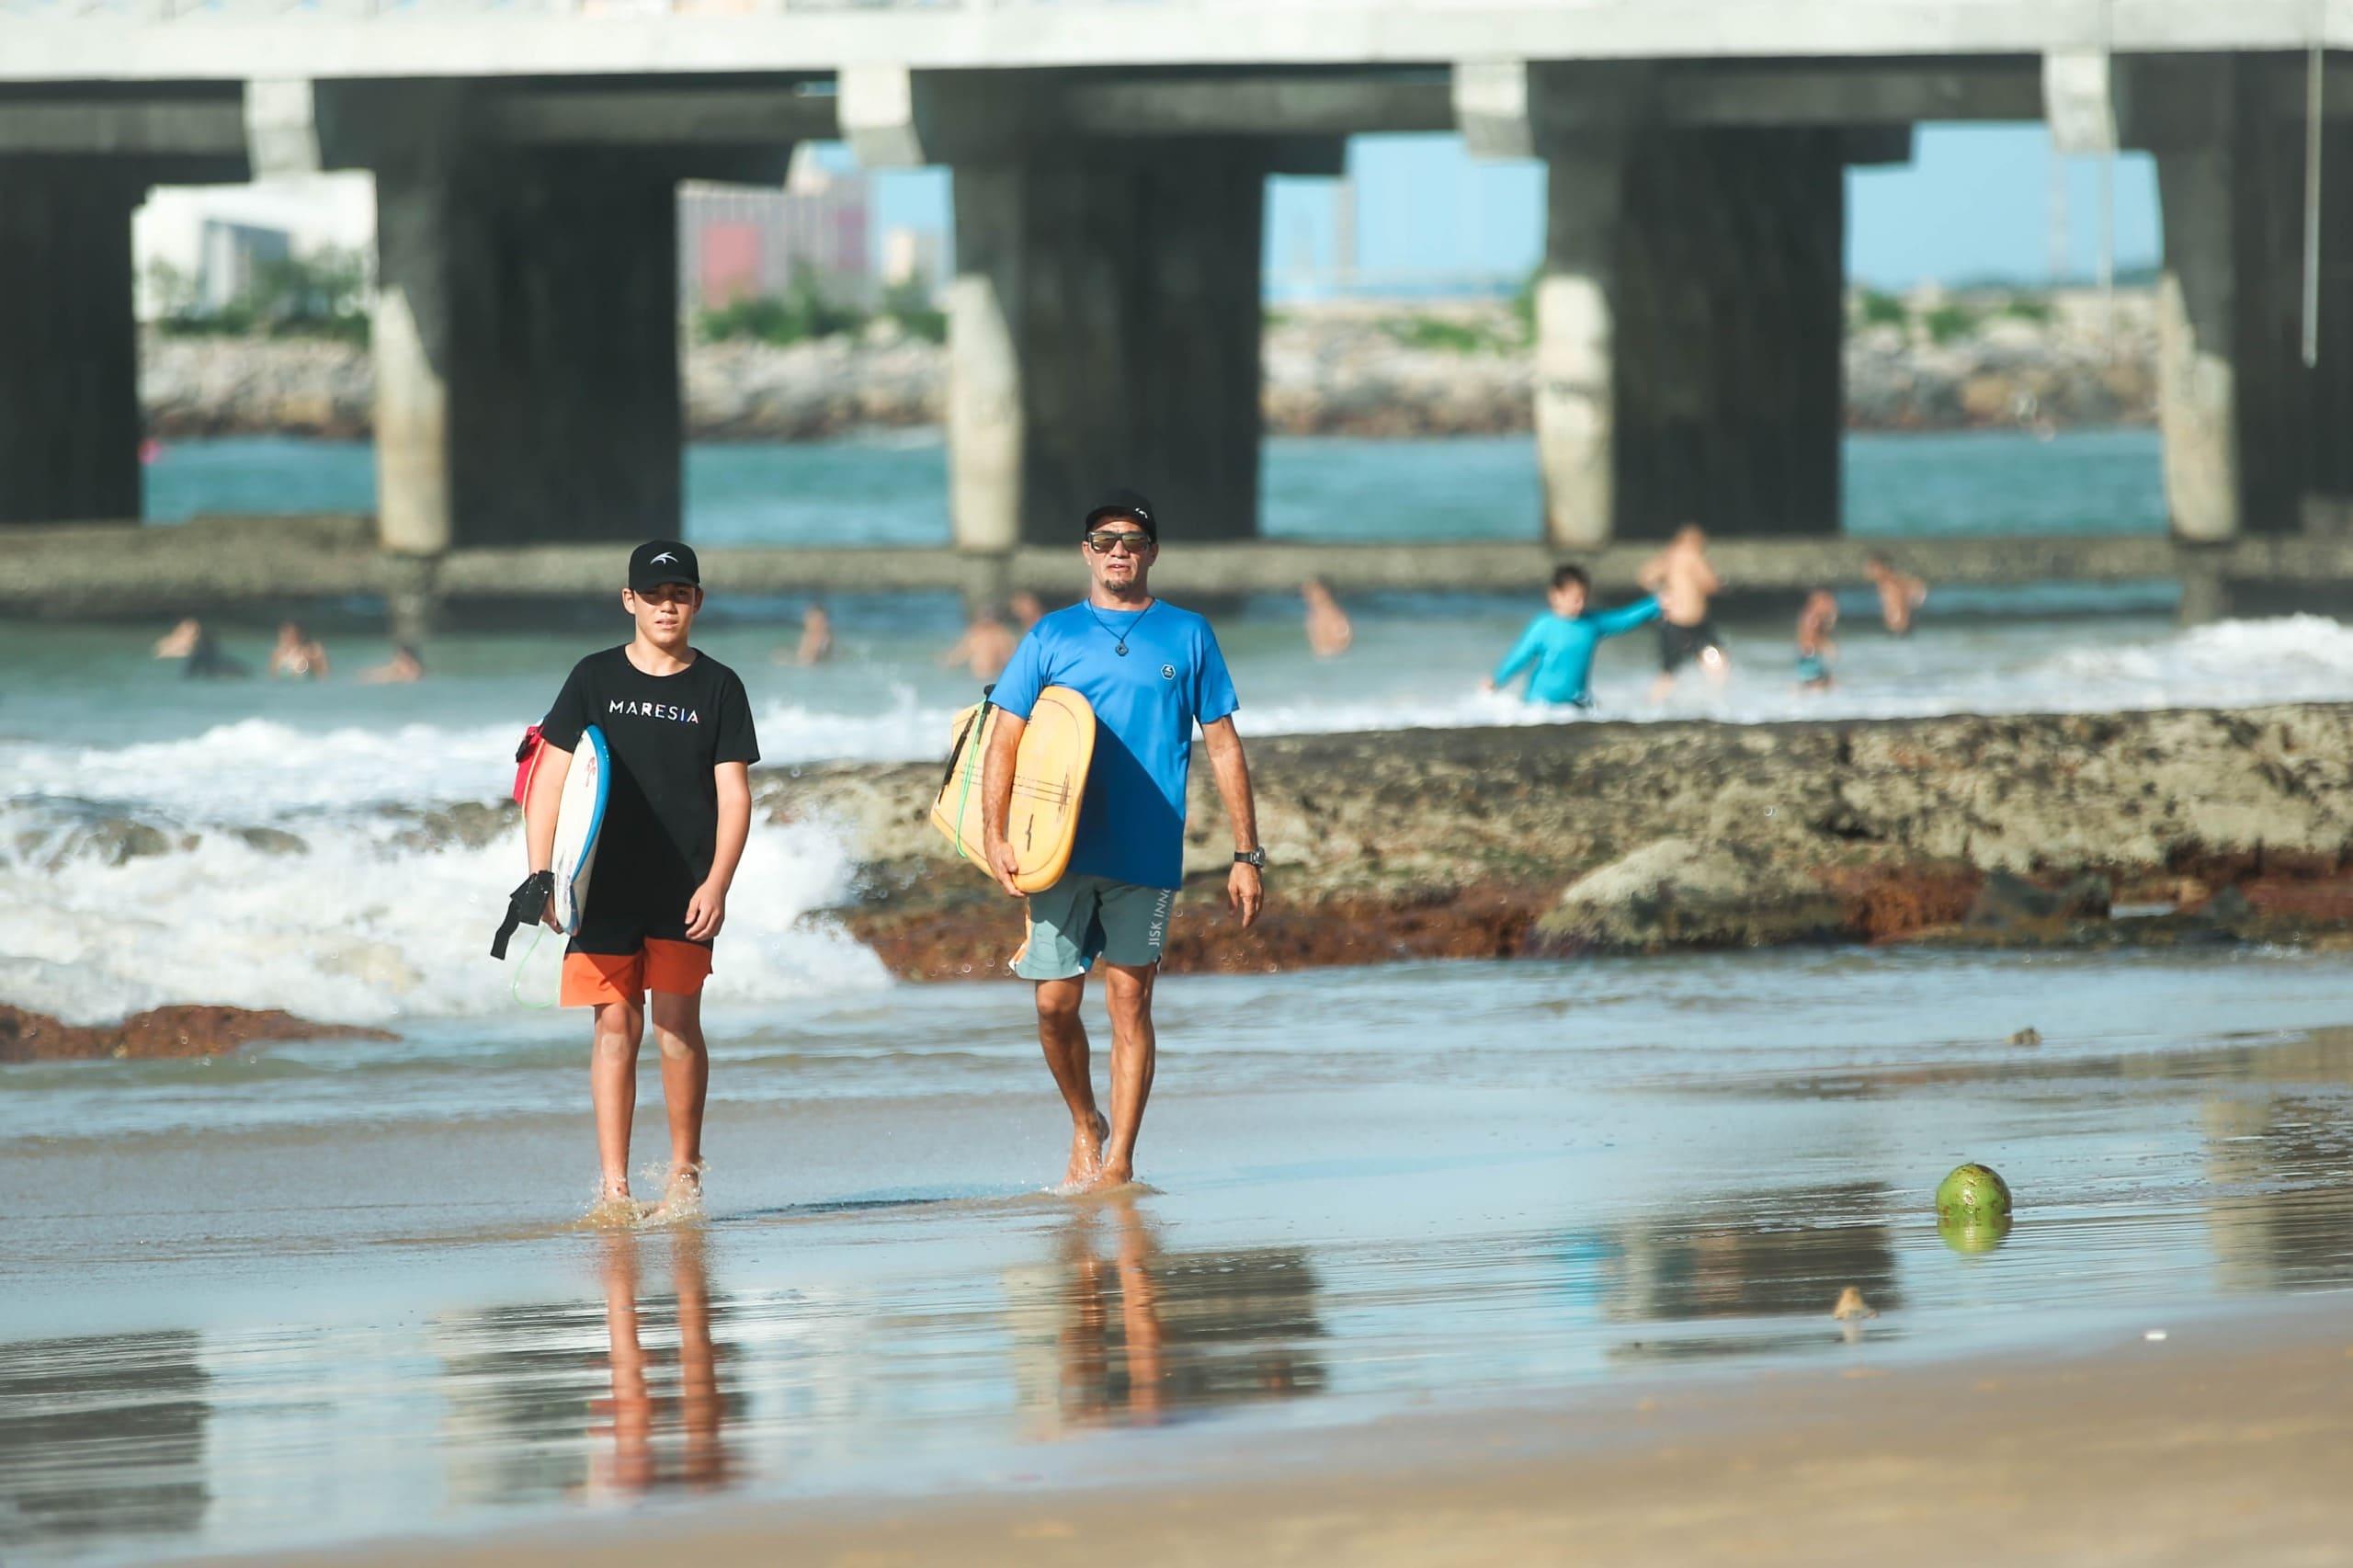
[1083,489,1158,543]
[629,540,700,593]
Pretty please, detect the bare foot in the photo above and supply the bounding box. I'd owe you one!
[1062,1111,1109,1190]
[652,1164,704,1221]
[1079,1157,1136,1194]
[583,1181,640,1229]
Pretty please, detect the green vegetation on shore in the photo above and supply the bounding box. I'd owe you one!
[695,278,947,347]
[150,248,371,347]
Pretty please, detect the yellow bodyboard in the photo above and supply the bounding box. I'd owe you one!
[929,686,1097,894]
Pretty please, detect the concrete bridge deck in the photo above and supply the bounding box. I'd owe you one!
[6,3,2353,80]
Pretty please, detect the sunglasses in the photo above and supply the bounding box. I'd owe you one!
[1084,530,1154,555]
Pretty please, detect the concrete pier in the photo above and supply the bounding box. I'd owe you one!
[374,152,681,556]
[0,161,143,526]
[9,511,2326,621]
[1615,129,1845,540]
[1530,138,1620,552]
[2144,55,2353,548]
[1521,98,1845,549]
[949,145,1268,549]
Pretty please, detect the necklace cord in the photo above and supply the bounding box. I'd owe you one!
[1086,599,1156,654]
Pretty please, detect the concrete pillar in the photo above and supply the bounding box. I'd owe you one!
[948,145,1267,550]
[2176,550,2234,626]
[373,152,679,554]
[1613,129,1846,540]
[2143,55,2353,544]
[1533,140,1621,551]
[0,163,143,525]
[2154,142,2241,544]
[1531,129,1844,548]
[2229,112,2353,538]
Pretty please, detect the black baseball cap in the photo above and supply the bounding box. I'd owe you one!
[1083,489,1158,543]
[629,540,699,593]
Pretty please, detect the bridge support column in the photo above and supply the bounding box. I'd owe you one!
[1617,129,1846,541]
[1535,129,1845,548]
[2147,58,2353,545]
[949,146,1267,550]
[374,153,679,554]
[1532,141,1620,551]
[2154,139,2242,545]
[0,163,143,525]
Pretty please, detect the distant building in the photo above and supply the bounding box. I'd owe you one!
[133,175,375,321]
[881,225,946,298]
[679,159,876,311]
[195,222,290,312]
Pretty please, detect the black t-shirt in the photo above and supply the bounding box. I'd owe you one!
[540,646,760,919]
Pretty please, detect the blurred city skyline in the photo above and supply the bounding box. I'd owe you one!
[136,123,2163,316]
[873,123,2164,294]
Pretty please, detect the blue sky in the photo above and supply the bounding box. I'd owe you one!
[863,124,2162,290]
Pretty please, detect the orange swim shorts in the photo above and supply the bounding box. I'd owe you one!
[560,939,713,1008]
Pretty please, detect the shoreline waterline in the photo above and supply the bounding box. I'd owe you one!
[11,949,2353,1562]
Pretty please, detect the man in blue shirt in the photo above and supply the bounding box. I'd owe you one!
[982,489,1266,1193]
[1483,563,1661,708]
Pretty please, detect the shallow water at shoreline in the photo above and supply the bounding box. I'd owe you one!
[7,949,2353,1563]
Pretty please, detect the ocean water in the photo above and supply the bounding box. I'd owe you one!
[140,427,2172,543]
[10,605,2353,1028]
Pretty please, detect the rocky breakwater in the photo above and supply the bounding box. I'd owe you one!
[144,331,375,439]
[768,703,2353,980]
[136,290,2163,443]
[0,1004,392,1063]
[1844,287,2158,432]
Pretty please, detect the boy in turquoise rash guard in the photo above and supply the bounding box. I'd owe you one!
[1484,564,1661,707]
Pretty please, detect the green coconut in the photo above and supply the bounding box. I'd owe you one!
[1936,1162,2013,1222]
[1938,1211,2014,1255]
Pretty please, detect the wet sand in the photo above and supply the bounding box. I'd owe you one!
[13,950,2353,1565]
[256,1297,2353,1568]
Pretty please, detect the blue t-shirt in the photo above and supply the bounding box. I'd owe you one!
[1492,596,1661,705]
[991,600,1239,891]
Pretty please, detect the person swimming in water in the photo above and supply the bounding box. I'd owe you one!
[1864,554,1928,636]
[153,617,246,679]
[1302,577,1354,658]
[1795,589,1838,692]
[1640,524,1731,701]
[268,620,330,680]
[1483,564,1661,708]
[358,642,426,685]
[793,604,832,666]
[938,604,1019,682]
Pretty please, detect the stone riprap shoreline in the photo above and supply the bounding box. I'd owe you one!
[140,290,2158,442]
[775,702,2352,978]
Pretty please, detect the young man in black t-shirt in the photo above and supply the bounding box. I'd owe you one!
[525,540,759,1214]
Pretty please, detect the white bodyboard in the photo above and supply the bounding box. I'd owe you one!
[550,725,609,935]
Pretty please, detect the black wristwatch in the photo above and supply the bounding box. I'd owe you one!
[1233,847,1267,869]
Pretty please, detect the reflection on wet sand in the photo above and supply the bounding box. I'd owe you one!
[2199,1028,2353,1295]
[0,1329,209,1549]
[432,1228,739,1509]
[1010,1194,1326,1436]
[589,1229,734,1499]
[1591,1184,1904,1363]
